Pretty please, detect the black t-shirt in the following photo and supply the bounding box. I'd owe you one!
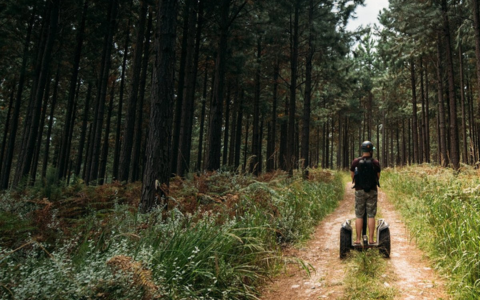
[350,156,381,191]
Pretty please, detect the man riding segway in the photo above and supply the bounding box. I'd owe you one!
[350,141,381,245]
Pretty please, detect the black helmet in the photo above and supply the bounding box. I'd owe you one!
[361,141,375,152]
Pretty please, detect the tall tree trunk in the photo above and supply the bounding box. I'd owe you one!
[98,83,115,185]
[287,0,300,176]
[223,85,231,167]
[83,123,93,179]
[19,4,49,165]
[459,44,468,164]
[88,0,119,184]
[436,33,448,167]
[113,11,132,181]
[228,84,238,166]
[441,0,459,169]
[467,72,477,162]
[259,116,264,173]
[337,114,342,169]
[267,59,279,172]
[302,0,314,177]
[279,98,288,170]
[131,9,152,182]
[197,61,211,171]
[243,117,250,172]
[410,58,419,164]
[0,11,34,189]
[425,57,431,163]
[250,36,262,175]
[325,120,330,168]
[118,0,147,182]
[30,73,52,185]
[472,0,480,159]
[141,0,177,213]
[57,0,89,180]
[177,0,203,176]
[234,89,244,169]
[458,44,469,164]
[382,88,386,166]
[171,0,193,176]
[206,0,230,171]
[13,0,59,188]
[43,69,61,179]
[0,81,16,176]
[419,57,426,163]
[75,83,92,177]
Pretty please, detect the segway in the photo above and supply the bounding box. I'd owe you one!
[339,210,390,259]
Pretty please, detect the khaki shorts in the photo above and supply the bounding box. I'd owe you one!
[355,190,378,218]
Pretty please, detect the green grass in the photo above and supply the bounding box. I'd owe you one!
[343,249,396,300]
[0,169,344,300]
[381,165,480,299]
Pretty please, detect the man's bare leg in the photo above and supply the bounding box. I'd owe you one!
[355,218,363,244]
[368,217,375,242]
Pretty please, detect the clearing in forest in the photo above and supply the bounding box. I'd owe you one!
[260,182,449,300]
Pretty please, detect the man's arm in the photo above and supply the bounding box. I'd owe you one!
[351,171,355,182]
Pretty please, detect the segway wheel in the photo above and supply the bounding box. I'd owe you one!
[378,228,391,258]
[340,228,352,259]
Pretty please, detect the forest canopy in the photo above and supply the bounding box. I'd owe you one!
[1,0,480,210]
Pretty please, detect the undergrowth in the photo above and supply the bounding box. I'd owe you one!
[0,169,343,299]
[343,249,396,300]
[382,165,480,299]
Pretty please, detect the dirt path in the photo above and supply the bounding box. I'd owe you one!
[260,183,449,300]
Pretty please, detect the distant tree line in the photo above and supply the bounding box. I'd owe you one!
[375,0,480,170]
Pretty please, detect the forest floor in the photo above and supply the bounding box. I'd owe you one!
[260,182,450,300]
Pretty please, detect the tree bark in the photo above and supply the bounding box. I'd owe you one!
[130,9,152,182]
[419,57,425,163]
[31,72,53,185]
[42,74,61,179]
[177,0,203,176]
[287,1,300,176]
[441,0,459,169]
[171,0,193,176]
[75,83,92,177]
[302,0,314,176]
[88,0,119,184]
[112,10,132,181]
[267,59,279,172]
[436,32,448,167]
[197,60,211,171]
[410,58,419,164]
[234,89,244,169]
[250,36,262,175]
[0,81,16,177]
[13,0,59,188]
[98,82,115,185]
[424,57,431,163]
[206,0,231,171]
[0,11,34,189]
[279,98,288,170]
[228,84,238,167]
[243,117,250,172]
[57,0,89,180]
[223,85,231,167]
[118,0,147,182]
[140,0,178,213]
[459,43,468,164]
[472,0,480,159]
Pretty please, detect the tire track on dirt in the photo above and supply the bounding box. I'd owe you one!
[260,182,449,300]
[378,190,449,300]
